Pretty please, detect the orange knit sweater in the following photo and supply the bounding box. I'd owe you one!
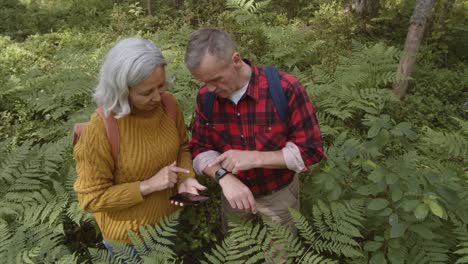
[73,96,194,243]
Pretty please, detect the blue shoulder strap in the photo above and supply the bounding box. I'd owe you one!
[265,66,289,123]
[203,91,216,122]
[202,66,289,123]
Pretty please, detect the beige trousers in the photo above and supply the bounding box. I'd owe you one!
[221,174,300,235]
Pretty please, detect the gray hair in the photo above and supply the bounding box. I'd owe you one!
[93,37,167,118]
[185,28,237,71]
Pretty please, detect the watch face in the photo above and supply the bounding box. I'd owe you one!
[216,168,227,177]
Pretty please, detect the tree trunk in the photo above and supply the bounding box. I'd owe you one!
[393,0,435,99]
[147,0,152,16]
[351,0,380,18]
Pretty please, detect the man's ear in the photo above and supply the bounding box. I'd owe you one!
[232,52,242,65]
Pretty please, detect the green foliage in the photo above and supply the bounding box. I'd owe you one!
[455,232,468,264]
[291,201,364,259]
[226,0,270,14]
[393,64,467,129]
[0,0,466,262]
[307,1,358,72]
[0,139,77,263]
[202,208,343,263]
[0,0,113,39]
[90,210,181,263]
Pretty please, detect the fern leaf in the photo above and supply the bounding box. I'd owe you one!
[226,0,270,14]
[455,232,468,264]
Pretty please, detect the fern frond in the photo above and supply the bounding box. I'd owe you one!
[455,232,468,264]
[451,116,468,136]
[66,201,94,225]
[298,251,338,264]
[109,240,143,264]
[55,253,79,264]
[201,236,241,264]
[94,210,181,263]
[336,43,399,88]
[420,127,468,160]
[0,222,12,257]
[2,222,67,264]
[89,247,119,264]
[226,0,270,14]
[0,142,34,187]
[265,220,305,259]
[290,201,364,258]
[407,239,451,264]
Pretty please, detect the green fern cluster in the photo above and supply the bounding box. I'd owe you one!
[292,201,364,259]
[90,210,181,264]
[202,200,363,263]
[455,231,468,264]
[419,117,468,162]
[226,0,270,14]
[0,138,78,263]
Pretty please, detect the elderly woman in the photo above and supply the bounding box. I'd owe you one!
[73,37,205,246]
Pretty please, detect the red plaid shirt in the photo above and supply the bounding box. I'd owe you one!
[190,62,323,196]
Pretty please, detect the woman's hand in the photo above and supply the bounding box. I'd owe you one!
[140,161,189,196]
[171,178,207,206]
[178,178,207,194]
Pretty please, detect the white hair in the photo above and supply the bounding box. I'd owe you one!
[93,37,167,118]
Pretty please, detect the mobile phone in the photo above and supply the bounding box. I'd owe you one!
[169,192,209,205]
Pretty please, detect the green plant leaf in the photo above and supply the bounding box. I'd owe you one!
[368,198,389,210]
[409,224,435,239]
[370,251,387,264]
[389,213,398,225]
[414,203,429,220]
[399,200,420,212]
[391,189,403,202]
[428,200,445,219]
[390,222,407,238]
[368,126,381,138]
[364,241,383,252]
[368,169,384,183]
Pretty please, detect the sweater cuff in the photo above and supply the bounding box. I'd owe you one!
[129,181,145,202]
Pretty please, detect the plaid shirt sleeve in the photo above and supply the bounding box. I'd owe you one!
[281,72,324,167]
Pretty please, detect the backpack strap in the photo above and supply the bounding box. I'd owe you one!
[161,92,178,121]
[201,66,289,123]
[203,92,216,123]
[96,107,119,164]
[93,95,176,170]
[265,66,289,123]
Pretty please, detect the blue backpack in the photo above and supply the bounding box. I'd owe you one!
[202,66,289,123]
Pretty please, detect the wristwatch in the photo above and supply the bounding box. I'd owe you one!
[215,168,229,183]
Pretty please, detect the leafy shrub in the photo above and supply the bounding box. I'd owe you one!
[0,1,466,263]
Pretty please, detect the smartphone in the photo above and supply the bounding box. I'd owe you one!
[169,192,209,205]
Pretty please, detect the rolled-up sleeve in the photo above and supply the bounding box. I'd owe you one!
[283,73,324,168]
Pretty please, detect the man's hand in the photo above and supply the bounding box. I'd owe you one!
[209,150,261,175]
[219,174,256,214]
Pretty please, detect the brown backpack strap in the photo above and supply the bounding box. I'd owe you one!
[96,107,119,164]
[161,92,178,122]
